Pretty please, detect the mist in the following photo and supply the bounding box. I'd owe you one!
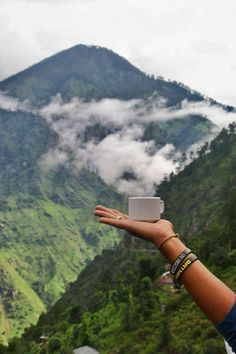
[38,94,236,195]
[0,90,235,194]
[41,94,236,129]
[0,91,30,111]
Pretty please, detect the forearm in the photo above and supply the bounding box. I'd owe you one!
[159,237,236,325]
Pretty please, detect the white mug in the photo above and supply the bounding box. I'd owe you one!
[128,197,165,222]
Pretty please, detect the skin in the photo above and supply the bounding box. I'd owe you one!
[94,205,236,325]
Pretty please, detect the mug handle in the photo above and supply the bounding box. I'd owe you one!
[160,200,164,214]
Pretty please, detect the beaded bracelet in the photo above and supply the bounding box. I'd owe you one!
[170,248,192,276]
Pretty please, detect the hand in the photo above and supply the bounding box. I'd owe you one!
[94,205,175,247]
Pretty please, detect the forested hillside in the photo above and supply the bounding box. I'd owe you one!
[4,124,235,354]
[0,108,125,344]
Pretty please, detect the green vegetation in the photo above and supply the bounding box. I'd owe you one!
[0,192,123,344]
[157,122,236,237]
[143,115,213,150]
[3,124,235,353]
[0,108,125,343]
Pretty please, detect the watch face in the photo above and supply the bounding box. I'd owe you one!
[225,340,235,354]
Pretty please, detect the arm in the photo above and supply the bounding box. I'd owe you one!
[94,205,236,325]
[161,236,235,324]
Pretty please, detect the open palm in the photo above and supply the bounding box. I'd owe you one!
[94,205,175,247]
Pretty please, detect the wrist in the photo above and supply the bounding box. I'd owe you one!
[158,236,186,263]
[153,229,178,249]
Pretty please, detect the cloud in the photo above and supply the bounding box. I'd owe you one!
[40,94,143,129]
[39,148,69,171]
[78,131,176,195]
[178,100,236,128]
[0,91,30,111]
[39,95,180,195]
[0,88,235,195]
[41,94,236,129]
[38,94,236,195]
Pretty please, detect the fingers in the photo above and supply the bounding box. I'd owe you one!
[95,205,128,219]
[95,210,118,220]
[95,205,117,216]
[96,205,114,212]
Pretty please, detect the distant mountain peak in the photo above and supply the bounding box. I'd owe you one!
[0,44,206,106]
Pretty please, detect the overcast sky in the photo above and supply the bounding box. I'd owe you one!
[0,0,235,106]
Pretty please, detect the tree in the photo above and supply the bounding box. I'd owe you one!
[48,337,62,352]
[122,287,138,330]
[69,305,82,324]
[139,277,155,319]
[180,152,187,166]
[190,151,195,161]
[139,257,156,280]
[229,122,236,135]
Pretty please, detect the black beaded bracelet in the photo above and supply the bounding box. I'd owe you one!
[174,253,199,280]
[170,248,192,276]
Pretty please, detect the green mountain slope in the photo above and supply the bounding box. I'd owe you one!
[156,123,236,237]
[5,124,236,354]
[142,114,213,151]
[0,108,125,344]
[0,45,207,106]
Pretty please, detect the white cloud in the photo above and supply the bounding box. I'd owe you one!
[0,91,30,111]
[39,148,69,171]
[78,129,176,195]
[0,88,234,195]
[39,96,179,194]
[38,94,236,195]
[0,85,234,194]
[41,94,236,129]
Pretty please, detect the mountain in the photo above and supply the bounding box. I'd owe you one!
[0,108,125,344]
[5,124,235,354]
[0,45,224,157]
[0,45,212,106]
[0,45,220,156]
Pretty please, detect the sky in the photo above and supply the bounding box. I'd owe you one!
[0,0,235,106]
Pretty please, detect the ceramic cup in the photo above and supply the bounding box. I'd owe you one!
[128,197,165,222]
